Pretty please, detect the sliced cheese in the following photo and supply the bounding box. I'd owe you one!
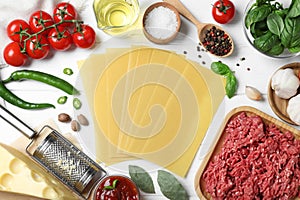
[0,143,81,200]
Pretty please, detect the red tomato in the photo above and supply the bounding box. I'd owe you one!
[48,27,73,51]
[3,42,27,67]
[53,2,77,27]
[26,35,50,59]
[29,10,54,34]
[212,0,235,24]
[6,19,31,43]
[72,24,96,49]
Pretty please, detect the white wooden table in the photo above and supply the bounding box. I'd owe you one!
[0,0,298,199]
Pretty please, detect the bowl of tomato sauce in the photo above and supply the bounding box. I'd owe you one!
[94,175,139,200]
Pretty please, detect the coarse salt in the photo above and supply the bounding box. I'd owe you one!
[144,6,178,40]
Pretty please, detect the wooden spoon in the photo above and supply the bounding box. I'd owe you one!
[163,0,234,57]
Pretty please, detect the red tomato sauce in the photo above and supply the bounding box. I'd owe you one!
[95,175,139,200]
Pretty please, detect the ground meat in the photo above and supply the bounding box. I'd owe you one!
[202,112,300,200]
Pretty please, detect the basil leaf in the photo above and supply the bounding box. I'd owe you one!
[275,8,288,18]
[287,0,300,18]
[210,61,230,76]
[267,13,284,36]
[225,74,237,99]
[245,4,272,28]
[250,21,268,38]
[281,16,300,48]
[157,170,188,200]
[288,45,300,53]
[254,31,280,52]
[256,0,269,6]
[104,186,114,190]
[267,42,284,55]
[128,165,155,193]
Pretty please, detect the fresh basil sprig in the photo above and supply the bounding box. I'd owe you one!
[211,61,238,98]
[267,13,284,36]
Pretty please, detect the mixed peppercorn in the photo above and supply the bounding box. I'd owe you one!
[202,26,232,56]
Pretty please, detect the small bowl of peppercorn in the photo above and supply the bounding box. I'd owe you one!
[201,25,233,57]
[243,0,300,58]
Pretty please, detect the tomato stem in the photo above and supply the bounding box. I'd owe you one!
[213,0,231,14]
[20,6,84,53]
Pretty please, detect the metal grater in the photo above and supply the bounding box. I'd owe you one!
[0,105,107,199]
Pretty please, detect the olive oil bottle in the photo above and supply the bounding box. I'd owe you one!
[93,0,139,35]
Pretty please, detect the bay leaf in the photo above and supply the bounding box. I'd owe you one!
[157,170,188,200]
[128,165,155,193]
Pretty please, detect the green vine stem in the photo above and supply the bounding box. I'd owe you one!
[20,8,84,54]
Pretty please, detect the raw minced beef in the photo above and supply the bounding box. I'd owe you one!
[202,112,300,200]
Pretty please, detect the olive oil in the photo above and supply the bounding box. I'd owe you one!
[93,0,139,35]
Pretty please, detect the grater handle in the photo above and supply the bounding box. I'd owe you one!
[0,104,36,139]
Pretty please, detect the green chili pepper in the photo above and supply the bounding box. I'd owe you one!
[73,98,82,110]
[3,70,79,95]
[63,68,73,75]
[57,96,68,104]
[0,81,55,109]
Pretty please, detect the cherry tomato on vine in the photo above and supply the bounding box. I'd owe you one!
[3,42,28,67]
[48,27,73,51]
[6,19,31,43]
[212,0,235,24]
[72,24,96,49]
[26,35,50,59]
[29,10,54,35]
[53,2,77,27]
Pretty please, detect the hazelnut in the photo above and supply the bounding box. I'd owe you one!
[71,120,80,132]
[77,114,89,126]
[58,113,71,123]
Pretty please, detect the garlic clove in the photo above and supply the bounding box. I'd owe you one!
[245,86,262,101]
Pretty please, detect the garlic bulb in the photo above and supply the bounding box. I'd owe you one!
[271,68,299,99]
[287,94,300,125]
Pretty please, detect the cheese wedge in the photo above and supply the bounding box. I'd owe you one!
[0,143,81,200]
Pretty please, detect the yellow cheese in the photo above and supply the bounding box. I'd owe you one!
[0,143,81,200]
